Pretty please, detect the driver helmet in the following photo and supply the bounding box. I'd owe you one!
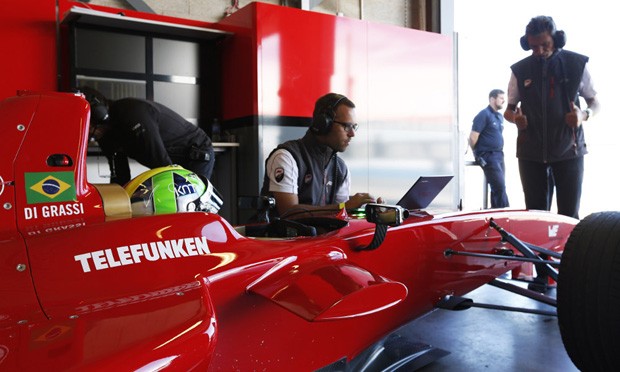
[124,165,223,216]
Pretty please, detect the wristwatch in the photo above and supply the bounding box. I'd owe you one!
[584,108,593,120]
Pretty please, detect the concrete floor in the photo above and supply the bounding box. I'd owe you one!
[403,280,579,371]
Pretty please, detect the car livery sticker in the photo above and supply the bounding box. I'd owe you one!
[0,175,5,197]
[74,236,210,273]
[24,202,84,220]
[25,172,76,204]
[548,224,559,238]
[26,219,86,236]
[75,281,201,313]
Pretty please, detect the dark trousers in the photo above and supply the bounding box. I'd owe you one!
[479,151,509,208]
[518,157,584,219]
[184,147,216,180]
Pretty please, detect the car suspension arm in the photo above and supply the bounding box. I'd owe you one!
[443,249,560,266]
[489,218,559,282]
[488,279,556,307]
[523,242,562,260]
[436,294,557,316]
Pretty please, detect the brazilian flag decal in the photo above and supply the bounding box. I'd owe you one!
[25,172,76,204]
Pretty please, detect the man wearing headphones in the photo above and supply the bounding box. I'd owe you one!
[504,16,600,220]
[261,93,382,218]
[81,87,215,186]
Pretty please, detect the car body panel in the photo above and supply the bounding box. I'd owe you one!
[0,92,578,370]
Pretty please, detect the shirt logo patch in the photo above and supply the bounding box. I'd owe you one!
[304,173,313,184]
[524,79,533,88]
[25,172,76,204]
[275,168,285,183]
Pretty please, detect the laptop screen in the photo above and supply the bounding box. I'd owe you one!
[396,176,453,210]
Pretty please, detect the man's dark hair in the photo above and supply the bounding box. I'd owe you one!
[520,15,566,50]
[525,15,557,37]
[310,93,355,135]
[489,89,504,99]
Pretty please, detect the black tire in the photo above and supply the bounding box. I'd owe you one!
[558,211,620,371]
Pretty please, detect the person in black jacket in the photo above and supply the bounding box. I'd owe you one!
[81,87,215,185]
[503,16,600,219]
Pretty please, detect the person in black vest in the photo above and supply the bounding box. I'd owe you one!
[504,16,600,220]
[81,87,215,185]
[261,93,382,218]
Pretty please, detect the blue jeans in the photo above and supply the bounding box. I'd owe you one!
[478,151,509,208]
[518,157,583,219]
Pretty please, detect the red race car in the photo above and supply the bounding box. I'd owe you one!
[1,91,618,371]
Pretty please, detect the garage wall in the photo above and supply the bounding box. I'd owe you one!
[213,3,456,217]
[0,1,59,99]
[1,0,459,222]
[82,0,442,31]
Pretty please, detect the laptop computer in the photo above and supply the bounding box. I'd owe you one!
[396,175,453,210]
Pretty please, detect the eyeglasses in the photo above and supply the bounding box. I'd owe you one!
[333,120,359,133]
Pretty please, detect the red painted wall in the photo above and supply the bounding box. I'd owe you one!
[1,0,59,99]
[1,1,456,208]
[218,3,455,205]
[0,0,225,101]
[1,1,452,125]
[217,3,453,122]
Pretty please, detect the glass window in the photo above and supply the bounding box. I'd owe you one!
[71,27,206,127]
[153,38,200,77]
[76,77,146,100]
[154,81,200,124]
[76,29,145,73]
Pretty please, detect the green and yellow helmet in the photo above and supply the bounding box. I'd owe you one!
[124,165,223,216]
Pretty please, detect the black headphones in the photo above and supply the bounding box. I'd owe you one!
[311,93,347,135]
[76,86,110,124]
[520,15,566,51]
[89,96,110,123]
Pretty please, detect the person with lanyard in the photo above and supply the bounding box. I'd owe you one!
[261,93,382,218]
[503,15,600,220]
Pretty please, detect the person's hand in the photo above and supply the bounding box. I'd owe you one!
[514,106,528,130]
[347,192,380,209]
[565,102,582,128]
